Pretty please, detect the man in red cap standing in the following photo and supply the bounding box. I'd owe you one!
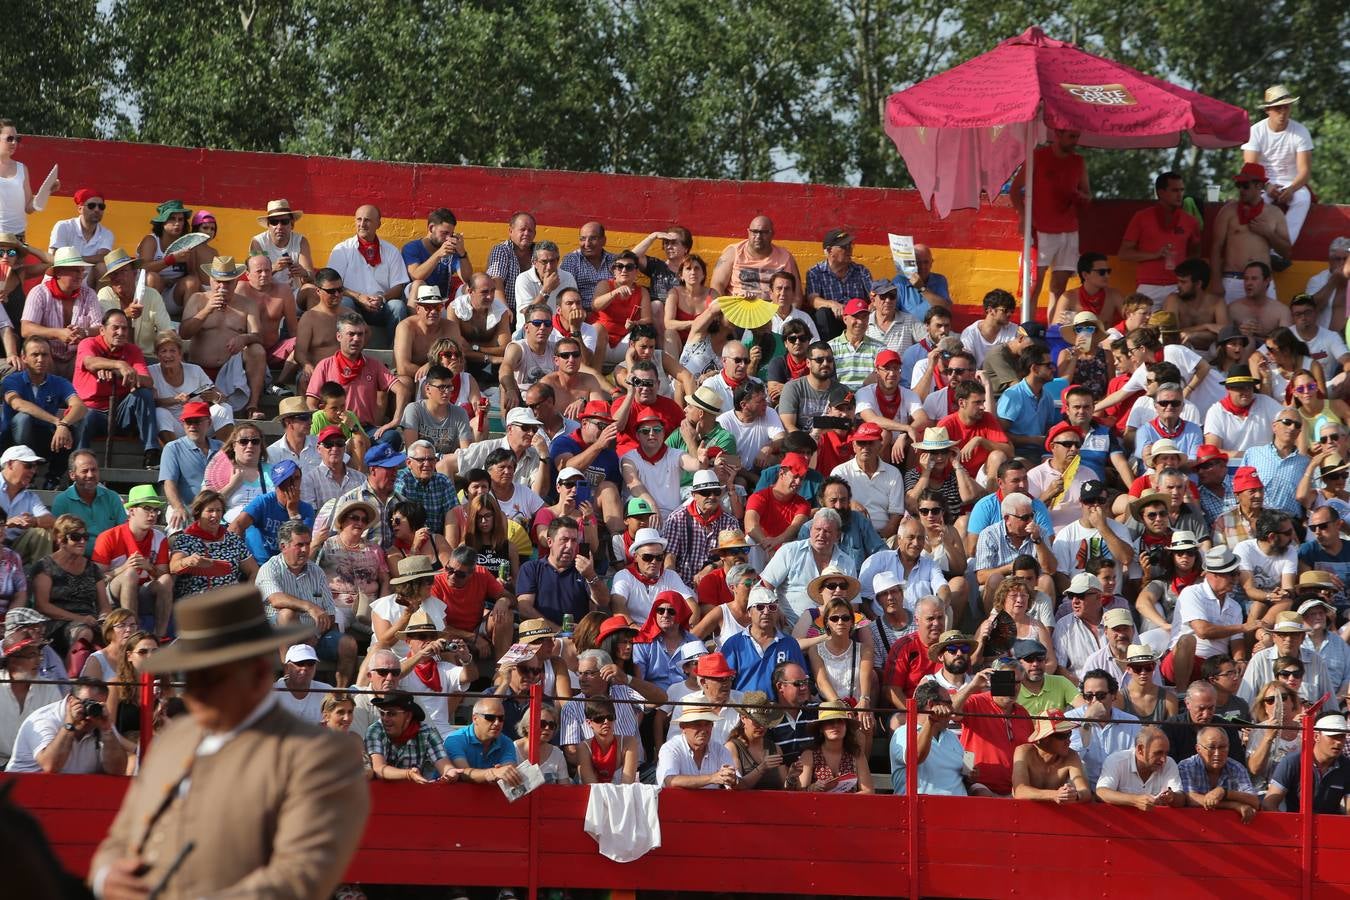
[551,399,625,537]
[856,348,929,465]
[827,297,885,391]
[830,421,906,541]
[744,453,812,560]
[1209,162,1291,303]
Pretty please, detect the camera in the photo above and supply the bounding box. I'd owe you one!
[81,699,106,719]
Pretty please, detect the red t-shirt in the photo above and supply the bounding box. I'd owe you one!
[815,430,851,475]
[1122,206,1201,286]
[430,566,505,633]
[937,411,1009,478]
[1128,473,1200,501]
[746,488,810,540]
[1101,373,1140,435]
[696,568,732,607]
[72,337,150,412]
[91,524,169,586]
[880,632,939,697]
[612,395,683,456]
[959,691,1033,796]
[592,279,644,347]
[1030,144,1086,234]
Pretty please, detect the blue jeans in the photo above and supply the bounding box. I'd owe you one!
[77,387,158,451]
[9,412,75,474]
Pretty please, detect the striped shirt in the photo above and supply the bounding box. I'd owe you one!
[1240,444,1310,516]
[561,249,617,306]
[559,685,644,746]
[256,556,338,623]
[867,312,921,354]
[828,333,887,391]
[364,721,448,777]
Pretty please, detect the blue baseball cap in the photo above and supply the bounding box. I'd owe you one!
[870,278,897,296]
[270,459,301,486]
[365,443,407,469]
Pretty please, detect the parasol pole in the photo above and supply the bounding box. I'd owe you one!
[1020,113,1038,323]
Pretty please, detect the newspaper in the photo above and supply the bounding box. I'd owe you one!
[888,233,917,278]
[498,761,545,802]
[32,164,58,212]
[497,642,540,668]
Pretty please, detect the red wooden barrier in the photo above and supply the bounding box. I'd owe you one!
[4,773,1343,899]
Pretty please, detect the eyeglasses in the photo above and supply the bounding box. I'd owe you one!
[1006,513,1033,522]
[320,439,346,449]
[1143,511,1168,520]
[1275,419,1302,428]
[556,350,582,359]
[539,720,558,730]
[826,614,853,624]
[1276,670,1303,679]
[946,366,973,376]
[693,488,723,497]
[655,607,678,617]
[527,319,551,328]
[84,202,106,211]
[558,479,583,489]
[588,714,615,724]
[779,678,811,688]
[426,382,454,392]
[638,553,663,563]
[2,135,21,144]
[267,217,294,225]
[1053,440,1082,449]
[612,263,637,272]
[447,567,471,581]
[636,426,663,436]
[1128,663,1156,673]
[67,533,89,542]
[1293,383,1320,394]
[1212,669,1239,680]
[822,581,850,591]
[236,437,260,446]
[918,507,943,516]
[476,713,505,723]
[1323,434,1345,442]
[755,603,780,613]
[944,643,972,654]
[441,351,462,360]
[409,455,436,463]
[371,667,400,677]
[808,356,833,364]
[724,356,748,364]
[1155,399,1182,408]
[1312,521,1337,531]
[784,334,809,343]
[343,514,369,524]
[1091,267,1112,275]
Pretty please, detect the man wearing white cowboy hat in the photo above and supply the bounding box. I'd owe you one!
[661,469,742,586]
[1243,85,1314,248]
[91,584,369,899]
[1237,609,1332,705]
[1011,710,1090,804]
[180,254,269,420]
[22,245,102,379]
[611,526,693,624]
[95,246,170,357]
[1164,546,1261,687]
[326,204,410,328]
[392,283,463,381]
[248,198,313,302]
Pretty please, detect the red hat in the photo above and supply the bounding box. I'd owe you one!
[73,188,102,208]
[317,425,345,444]
[694,652,735,679]
[580,400,614,423]
[634,406,664,425]
[179,401,212,422]
[1235,162,1267,183]
[848,421,884,443]
[1044,422,1083,453]
[780,452,809,477]
[876,350,902,369]
[596,614,638,644]
[1195,445,1228,466]
[1233,466,1263,493]
[842,298,870,318]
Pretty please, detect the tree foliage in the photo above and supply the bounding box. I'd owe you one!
[7,1,1349,202]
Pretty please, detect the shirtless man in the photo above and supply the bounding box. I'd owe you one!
[236,254,300,394]
[1011,714,1091,804]
[180,256,267,420]
[1210,163,1292,303]
[248,199,313,307]
[1164,259,1230,352]
[393,285,462,380]
[539,336,610,419]
[1228,262,1291,344]
[454,273,511,374]
[294,267,344,389]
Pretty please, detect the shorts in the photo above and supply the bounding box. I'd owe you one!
[266,336,296,367]
[1159,648,1206,686]
[1222,274,1276,303]
[1036,231,1079,271]
[1133,283,1173,311]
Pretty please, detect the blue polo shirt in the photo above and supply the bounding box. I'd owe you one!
[1,370,77,430]
[443,723,518,768]
[720,631,807,694]
[516,558,592,626]
[242,491,316,563]
[633,632,697,689]
[996,379,1058,440]
[159,436,222,508]
[51,484,127,557]
[891,272,951,320]
[967,491,1053,537]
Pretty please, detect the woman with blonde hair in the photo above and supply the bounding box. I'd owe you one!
[79,607,137,682]
[31,514,109,657]
[202,421,270,522]
[515,703,570,783]
[977,576,1056,673]
[147,329,234,443]
[1247,680,1303,790]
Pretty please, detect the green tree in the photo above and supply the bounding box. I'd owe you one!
[1,3,111,138]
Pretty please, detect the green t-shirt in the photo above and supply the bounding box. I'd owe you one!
[1017,673,1079,717]
[666,423,738,488]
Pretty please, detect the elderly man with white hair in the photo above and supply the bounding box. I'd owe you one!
[759,506,859,626]
[973,491,1057,613]
[352,647,405,736]
[610,527,694,623]
[859,516,949,612]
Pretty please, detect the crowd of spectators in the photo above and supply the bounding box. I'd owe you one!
[1,96,1350,828]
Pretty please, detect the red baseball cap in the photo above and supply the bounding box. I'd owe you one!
[1195,445,1228,466]
[1233,466,1263,493]
[876,350,901,369]
[634,407,664,426]
[580,400,614,423]
[848,421,884,443]
[317,425,345,444]
[179,401,211,422]
[694,652,735,679]
[842,298,870,318]
[781,452,810,476]
[1044,421,1083,453]
[1235,162,1267,183]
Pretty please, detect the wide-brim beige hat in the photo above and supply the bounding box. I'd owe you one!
[390,555,438,585]
[47,246,94,271]
[145,584,310,673]
[200,254,247,281]
[1260,85,1298,108]
[807,564,860,603]
[257,199,304,226]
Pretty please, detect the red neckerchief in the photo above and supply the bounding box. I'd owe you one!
[1237,199,1265,226]
[1077,286,1105,316]
[625,562,661,587]
[44,275,80,301]
[1171,570,1200,595]
[389,718,421,746]
[1150,416,1184,439]
[334,350,366,386]
[687,498,721,528]
[552,311,574,337]
[1219,395,1251,419]
[412,658,442,693]
[721,371,745,390]
[875,386,902,421]
[634,442,667,465]
[185,523,221,542]
[357,236,381,266]
[785,354,810,380]
[1141,531,1171,548]
[1151,349,1164,363]
[394,536,413,554]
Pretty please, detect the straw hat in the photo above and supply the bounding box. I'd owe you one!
[47,246,94,271]
[815,699,853,723]
[738,691,782,729]
[200,255,247,281]
[1058,311,1103,346]
[257,199,303,226]
[807,564,861,603]
[399,609,441,639]
[389,555,438,585]
[915,426,957,451]
[1260,85,1298,108]
[98,247,139,282]
[1027,710,1079,744]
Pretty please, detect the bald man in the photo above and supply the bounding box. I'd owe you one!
[712,215,802,303]
[326,204,410,328]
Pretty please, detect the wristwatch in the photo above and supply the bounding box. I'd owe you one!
[63,722,76,732]
[472,344,480,352]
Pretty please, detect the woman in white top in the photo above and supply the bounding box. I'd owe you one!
[806,596,874,754]
[0,120,36,238]
[515,703,571,784]
[148,330,234,441]
[79,607,137,683]
[693,565,756,649]
[368,559,447,659]
[1251,329,1323,400]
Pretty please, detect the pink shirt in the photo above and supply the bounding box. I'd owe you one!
[306,354,396,425]
[21,282,103,362]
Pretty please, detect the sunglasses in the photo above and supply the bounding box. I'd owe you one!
[1155,399,1182,408]
[1143,511,1168,520]
[588,714,616,724]
[320,439,346,449]
[655,607,678,616]
[236,437,261,446]
[343,514,370,524]
[319,286,343,296]
[638,553,663,563]
[1275,419,1302,428]
[527,319,551,328]
[371,667,400,676]
[1128,662,1156,672]
[780,678,811,688]
[1293,383,1320,394]
[1006,512,1034,522]
[612,263,637,272]
[826,614,853,624]
[1021,653,1047,663]
[476,713,505,723]
[268,217,294,225]
[556,350,582,359]
[946,366,973,376]
[2,135,20,144]
[1091,267,1112,275]
[85,202,106,211]
[1312,521,1337,531]
[1081,690,1111,701]
[67,533,89,542]
[539,720,558,729]
[822,581,850,591]
[447,567,471,581]
[944,644,972,655]
[918,507,943,516]
[784,334,810,343]
[1276,670,1303,679]
[1053,440,1082,449]
[636,426,663,436]
[809,356,834,364]
[1073,325,1097,334]
[756,603,781,613]
[693,488,723,498]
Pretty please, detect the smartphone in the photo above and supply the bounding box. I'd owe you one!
[813,415,850,431]
[575,480,592,504]
[990,670,1017,698]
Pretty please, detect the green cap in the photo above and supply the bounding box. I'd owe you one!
[625,497,655,517]
[124,484,167,510]
[151,199,190,224]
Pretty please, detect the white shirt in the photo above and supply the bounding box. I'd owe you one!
[0,678,64,767]
[370,594,448,658]
[772,308,819,341]
[830,458,906,531]
[513,267,578,316]
[267,434,325,477]
[1203,393,1282,454]
[399,662,470,733]
[327,236,407,298]
[1051,518,1134,577]
[620,447,684,520]
[1170,581,1243,657]
[5,697,109,773]
[663,689,745,742]
[1237,644,1331,704]
[273,678,333,724]
[48,217,114,256]
[655,732,738,789]
[1233,538,1297,596]
[922,387,957,421]
[855,384,922,423]
[1053,615,1108,680]
[702,373,759,416]
[1027,459,1092,530]
[1307,269,1345,331]
[857,550,948,608]
[959,321,1018,367]
[1125,345,1223,411]
[1096,748,1181,796]
[716,408,783,469]
[1242,119,1314,188]
[610,567,692,624]
[1296,326,1349,368]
